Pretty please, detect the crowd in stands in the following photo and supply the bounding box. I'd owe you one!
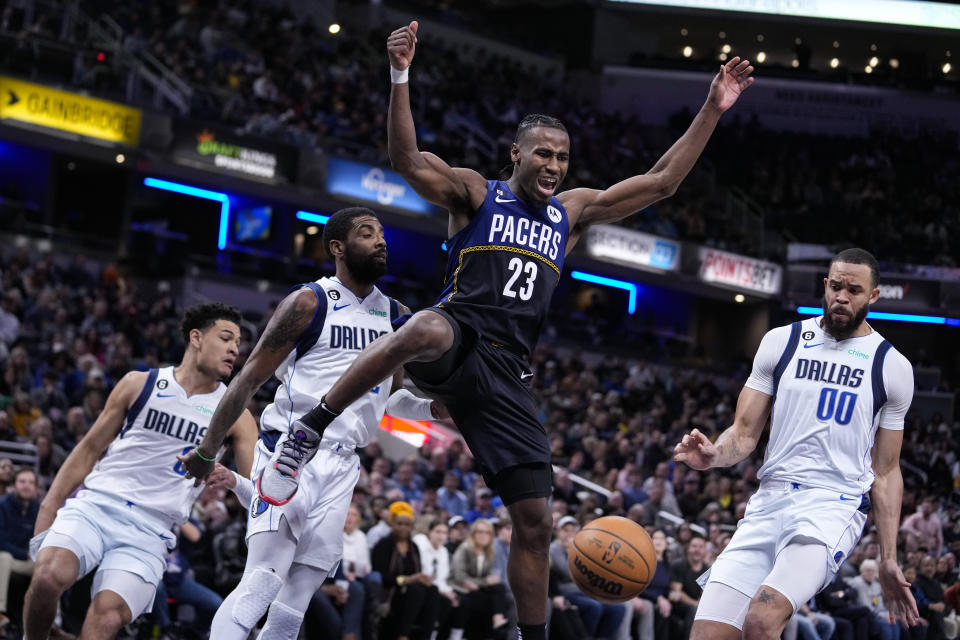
[0,234,956,640]
[2,1,959,264]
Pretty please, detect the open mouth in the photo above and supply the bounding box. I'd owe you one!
[536,175,558,197]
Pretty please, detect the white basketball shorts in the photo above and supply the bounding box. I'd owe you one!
[33,489,175,615]
[247,438,361,570]
[699,480,868,597]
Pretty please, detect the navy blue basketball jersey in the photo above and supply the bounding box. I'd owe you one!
[436,180,569,356]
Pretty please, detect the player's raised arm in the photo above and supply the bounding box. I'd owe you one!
[35,371,145,534]
[180,287,319,483]
[386,21,486,220]
[561,57,754,251]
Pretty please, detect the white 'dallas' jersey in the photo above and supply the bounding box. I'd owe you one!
[259,277,396,448]
[83,366,227,526]
[746,316,913,495]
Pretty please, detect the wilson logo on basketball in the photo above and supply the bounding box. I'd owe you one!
[572,555,624,596]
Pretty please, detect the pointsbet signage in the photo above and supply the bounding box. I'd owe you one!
[698,247,783,295]
[0,76,141,145]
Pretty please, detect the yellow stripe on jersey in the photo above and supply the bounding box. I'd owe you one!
[440,244,561,305]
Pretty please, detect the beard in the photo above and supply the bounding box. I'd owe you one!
[821,295,868,340]
[346,249,388,284]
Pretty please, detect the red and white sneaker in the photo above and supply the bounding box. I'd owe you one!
[256,421,321,505]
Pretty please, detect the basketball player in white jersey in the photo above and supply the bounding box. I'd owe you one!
[23,303,259,640]
[673,248,919,640]
[178,206,444,640]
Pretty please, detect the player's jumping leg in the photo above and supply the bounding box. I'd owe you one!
[506,497,554,640]
[258,309,454,504]
[256,562,330,640]
[77,589,134,640]
[742,542,828,640]
[212,519,300,639]
[23,547,79,640]
[77,569,157,640]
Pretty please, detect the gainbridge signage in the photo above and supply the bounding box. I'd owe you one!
[0,76,141,146]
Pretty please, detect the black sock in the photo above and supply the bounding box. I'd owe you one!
[517,623,546,640]
[298,396,340,434]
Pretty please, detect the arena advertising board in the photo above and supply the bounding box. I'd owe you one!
[698,247,783,296]
[585,225,680,272]
[325,157,437,215]
[0,76,141,146]
[171,121,296,183]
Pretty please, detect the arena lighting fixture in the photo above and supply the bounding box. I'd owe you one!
[115,154,125,163]
[734,294,745,303]
[796,306,960,326]
[682,45,693,57]
[610,1,960,30]
[830,58,840,68]
[719,53,729,61]
[864,65,873,74]
[791,59,799,68]
[944,62,953,74]
[295,210,331,224]
[571,271,638,315]
[721,43,732,54]
[305,226,319,236]
[328,23,341,34]
[680,27,688,35]
[143,178,229,250]
[756,51,766,63]
[889,58,900,69]
[869,56,879,67]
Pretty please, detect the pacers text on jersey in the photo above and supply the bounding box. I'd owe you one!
[488,213,562,262]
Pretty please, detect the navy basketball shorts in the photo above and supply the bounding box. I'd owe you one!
[404,308,553,505]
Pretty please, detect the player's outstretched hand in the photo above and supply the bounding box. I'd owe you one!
[878,559,920,626]
[672,428,717,470]
[706,56,755,113]
[204,463,238,491]
[387,21,418,71]
[178,447,216,487]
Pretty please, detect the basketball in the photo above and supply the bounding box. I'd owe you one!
[568,516,656,603]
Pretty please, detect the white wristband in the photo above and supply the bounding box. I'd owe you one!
[231,471,254,508]
[390,65,410,84]
[385,388,434,420]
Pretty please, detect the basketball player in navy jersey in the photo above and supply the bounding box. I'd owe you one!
[235,21,752,640]
[674,248,919,640]
[24,303,259,640]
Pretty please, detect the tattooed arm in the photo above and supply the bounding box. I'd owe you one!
[181,288,319,483]
[673,387,771,470]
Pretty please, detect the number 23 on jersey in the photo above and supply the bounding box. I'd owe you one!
[503,257,537,301]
